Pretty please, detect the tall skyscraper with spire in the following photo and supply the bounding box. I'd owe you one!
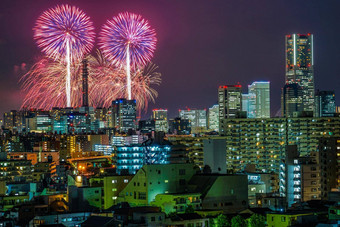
[285,33,315,113]
[82,59,89,107]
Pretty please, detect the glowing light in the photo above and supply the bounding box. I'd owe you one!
[33,4,95,107]
[99,12,157,100]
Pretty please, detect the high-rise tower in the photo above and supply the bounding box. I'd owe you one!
[218,85,242,120]
[285,34,314,112]
[248,81,270,118]
[82,59,89,107]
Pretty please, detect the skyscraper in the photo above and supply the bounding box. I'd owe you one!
[112,99,136,133]
[281,83,304,117]
[315,90,336,117]
[242,94,256,118]
[218,85,242,121]
[82,59,89,107]
[152,109,168,132]
[179,109,207,132]
[208,104,219,132]
[248,81,270,118]
[285,33,314,112]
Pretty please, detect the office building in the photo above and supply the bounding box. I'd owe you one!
[218,85,242,121]
[152,109,168,132]
[179,109,207,133]
[285,33,315,112]
[315,90,336,117]
[281,83,304,117]
[248,81,270,118]
[138,120,155,133]
[112,99,137,133]
[169,118,191,135]
[242,94,256,118]
[208,104,219,132]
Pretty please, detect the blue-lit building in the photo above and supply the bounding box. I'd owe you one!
[115,145,171,174]
[94,144,114,156]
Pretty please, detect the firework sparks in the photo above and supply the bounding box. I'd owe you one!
[34,4,95,107]
[99,12,157,100]
[21,51,161,112]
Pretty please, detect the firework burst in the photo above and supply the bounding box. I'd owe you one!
[99,12,157,100]
[20,51,161,112]
[34,4,95,107]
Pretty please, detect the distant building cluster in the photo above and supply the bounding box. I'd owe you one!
[0,33,340,226]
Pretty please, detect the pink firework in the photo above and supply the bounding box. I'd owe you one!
[21,51,161,112]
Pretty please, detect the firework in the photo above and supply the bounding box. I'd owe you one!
[21,51,161,112]
[99,12,157,100]
[92,60,161,111]
[34,4,95,107]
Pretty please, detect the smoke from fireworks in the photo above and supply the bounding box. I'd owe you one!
[20,51,161,112]
[99,12,157,100]
[34,4,95,107]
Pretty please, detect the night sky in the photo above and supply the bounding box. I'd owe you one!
[1,0,340,119]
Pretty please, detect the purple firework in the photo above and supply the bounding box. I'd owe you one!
[33,4,95,63]
[98,12,157,68]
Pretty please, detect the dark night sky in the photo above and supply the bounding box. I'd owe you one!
[1,0,340,119]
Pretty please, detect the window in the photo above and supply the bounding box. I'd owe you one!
[179,179,186,185]
[112,196,117,200]
[112,188,117,192]
[151,217,155,222]
[311,174,316,178]
[95,190,99,193]
[179,169,186,175]
[124,179,129,183]
[112,180,117,184]
[138,192,146,200]
[281,217,286,222]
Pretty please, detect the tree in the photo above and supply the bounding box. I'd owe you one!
[248,214,266,227]
[214,214,231,227]
[231,215,246,227]
[184,205,195,213]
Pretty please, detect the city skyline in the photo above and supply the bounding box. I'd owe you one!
[1,0,340,119]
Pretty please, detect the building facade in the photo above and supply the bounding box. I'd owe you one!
[285,33,315,113]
